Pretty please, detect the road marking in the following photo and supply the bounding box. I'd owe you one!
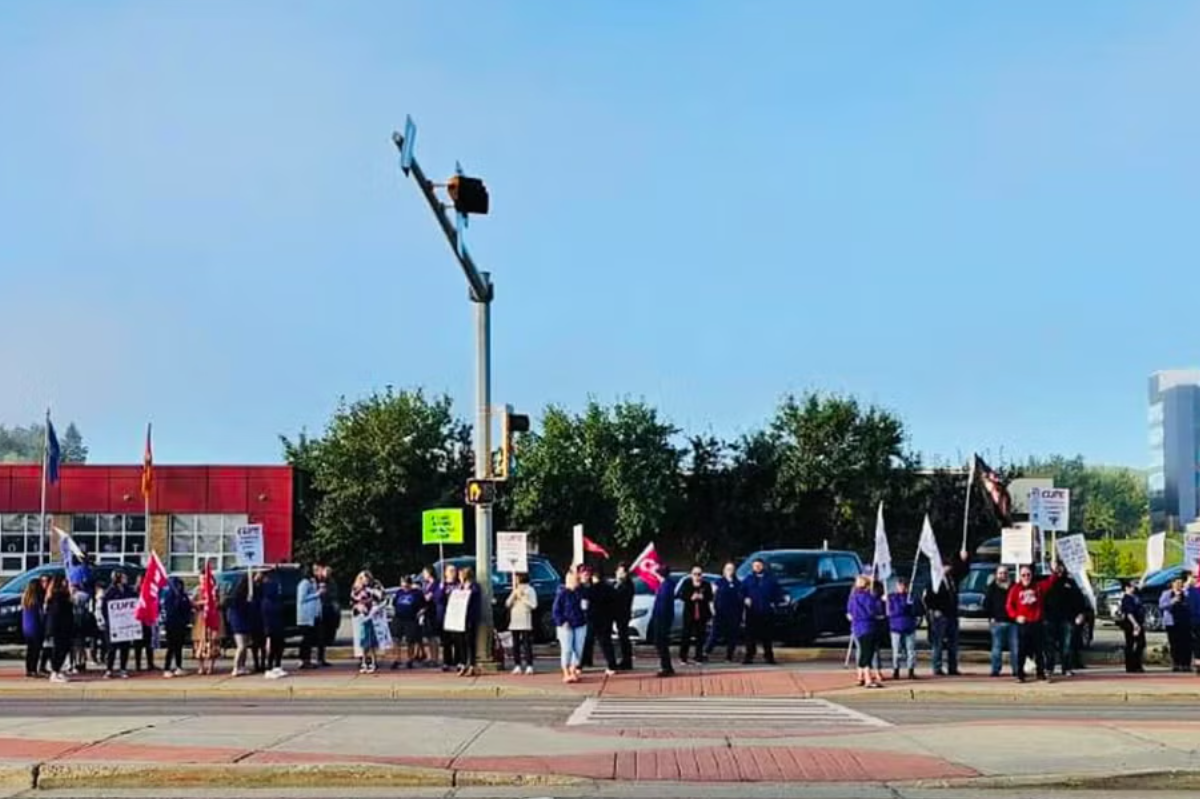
[565,697,892,728]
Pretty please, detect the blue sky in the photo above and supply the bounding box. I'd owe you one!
[2,2,1197,469]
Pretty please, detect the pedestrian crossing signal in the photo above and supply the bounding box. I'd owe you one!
[465,478,496,506]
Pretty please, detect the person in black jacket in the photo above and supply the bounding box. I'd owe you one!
[585,565,619,675]
[1043,562,1086,677]
[706,562,743,662]
[678,566,714,664]
[611,563,636,671]
[650,565,676,678]
[1117,580,1146,673]
[923,550,969,676]
[45,575,75,684]
[579,565,597,668]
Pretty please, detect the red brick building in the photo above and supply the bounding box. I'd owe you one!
[0,464,293,576]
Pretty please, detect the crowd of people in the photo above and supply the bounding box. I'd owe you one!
[21,552,1200,685]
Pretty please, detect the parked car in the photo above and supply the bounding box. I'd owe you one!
[1137,566,1192,632]
[215,565,304,644]
[626,572,721,642]
[736,549,863,645]
[0,562,146,644]
[434,555,561,642]
[956,562,1094,648]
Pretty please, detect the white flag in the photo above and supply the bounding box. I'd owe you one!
[872,502,892,584]
[53,526,86,561]
[1145,532,1166,577]
[918,514,945,594]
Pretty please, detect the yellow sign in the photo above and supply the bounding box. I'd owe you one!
[422,508,464,545]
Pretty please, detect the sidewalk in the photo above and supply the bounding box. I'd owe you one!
[1,665,1200,790]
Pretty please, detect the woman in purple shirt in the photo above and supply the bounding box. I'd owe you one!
[847,576,886,689]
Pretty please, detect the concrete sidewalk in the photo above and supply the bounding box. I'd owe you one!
[1,666,1200,789]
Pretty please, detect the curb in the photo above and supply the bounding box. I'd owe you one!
[0,683,577,701]
[31,762,592,790]
[909,767,1200,791]
[830,685,1200,704]
[0,765,33,790]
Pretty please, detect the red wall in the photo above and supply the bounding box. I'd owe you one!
[0,465,294,562]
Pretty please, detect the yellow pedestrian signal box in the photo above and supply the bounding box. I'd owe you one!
[465,478,496,506]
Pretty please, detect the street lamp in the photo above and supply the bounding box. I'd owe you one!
[391,116,496,663]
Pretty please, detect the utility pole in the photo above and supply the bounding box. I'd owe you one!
[392,116,496,664]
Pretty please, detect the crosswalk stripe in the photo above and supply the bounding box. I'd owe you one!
[566,697,891,728]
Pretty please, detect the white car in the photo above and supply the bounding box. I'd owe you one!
[626,574,720,642]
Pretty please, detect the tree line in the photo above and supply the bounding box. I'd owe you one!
[0,422,89,464]
[282,389,1150,585]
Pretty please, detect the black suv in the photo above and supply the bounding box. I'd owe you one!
[434,555,561,642]
[736,549,864,645]
[215,565,305,644]
[0,562,146,644]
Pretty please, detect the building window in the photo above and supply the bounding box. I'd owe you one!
[169,514,248,574]
[71,515,146,566]
[0,514,48,574]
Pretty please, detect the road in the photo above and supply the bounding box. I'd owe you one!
[0,694,1190,728]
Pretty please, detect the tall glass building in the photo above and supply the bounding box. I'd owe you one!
[1148,370,1200,532]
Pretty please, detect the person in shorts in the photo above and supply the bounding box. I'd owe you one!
[390,576,425,670]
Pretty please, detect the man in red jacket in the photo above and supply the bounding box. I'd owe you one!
[1006,566,1060,684]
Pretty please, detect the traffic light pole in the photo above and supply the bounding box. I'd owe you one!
[392,118,495,665]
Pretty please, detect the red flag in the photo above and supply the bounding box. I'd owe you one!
[201,558,220,630]
[631,542,663,591]
[582,535,610,559]
[141,423,154,502]
[135,552,168,625]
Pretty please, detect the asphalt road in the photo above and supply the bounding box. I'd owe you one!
[0,696,1186,724]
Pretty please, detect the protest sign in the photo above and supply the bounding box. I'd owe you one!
[107,598,142,643]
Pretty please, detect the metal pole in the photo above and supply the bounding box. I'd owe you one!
[474,275,494,665]
[39,409,49,566]
[961,461,974,553]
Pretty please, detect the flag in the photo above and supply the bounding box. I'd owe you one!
[972,454,1012,524]
[918,514,945,595]
[631,542,663,591]
[53,526,86,565]
[141,423,154,501]
[872,502,892,584]
[45,418,61,485]
[201,558,221,630]
[1144,532,1166,578]
[582,535,610,559]
[135,551,169,625]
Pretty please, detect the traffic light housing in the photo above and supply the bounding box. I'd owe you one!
[465,478,496,506]
[497,407,530,480]
[447,175,489,215]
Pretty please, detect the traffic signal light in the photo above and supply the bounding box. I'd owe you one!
[465,478,496,506]
[497,406,530,481]
[447,175,489,215]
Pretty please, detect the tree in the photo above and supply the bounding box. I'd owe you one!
[1021,456,1149,537]
[1093,535,1120,576]
[767,393,915,553]
[0,421,87,463]
[509,399,682,563]
[281,388,472,585]
[61,423,88,463]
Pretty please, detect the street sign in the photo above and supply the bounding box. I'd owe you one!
[234,524,265,568]
[422,508,464,545]
[1028,488,1070,532]
[496,531,528,574]
[465,478,496,506]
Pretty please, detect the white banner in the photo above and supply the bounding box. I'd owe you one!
[1056,533,1089,575]
[496,532,529,574]
[1145,532,1166,576]
[107,598,143,643]
[1001,527,1033,566]
[443,589,470,633]
[372,608,393,653]
[234,524,265,568]
[872,502,892,584]
[918,515,945,595]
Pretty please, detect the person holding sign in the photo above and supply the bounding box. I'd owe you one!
[350,571,386,674]
[505,572,538,674]
[447,567,482,677]
[1043,561,1087,678]
[101,571,136,679]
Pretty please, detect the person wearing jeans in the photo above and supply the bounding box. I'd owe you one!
[923,551,969,676]
[1043,562,1086,677]
[886,577,920,679]
[985,565,1015,677]
[552,568,588,683]
[296,565,323,670]
[1007,566,1058,682]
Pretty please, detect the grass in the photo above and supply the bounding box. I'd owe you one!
[1085,535,1190,577]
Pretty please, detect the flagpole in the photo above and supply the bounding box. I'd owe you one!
[39,408,49,567]
[960,458,975,553]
